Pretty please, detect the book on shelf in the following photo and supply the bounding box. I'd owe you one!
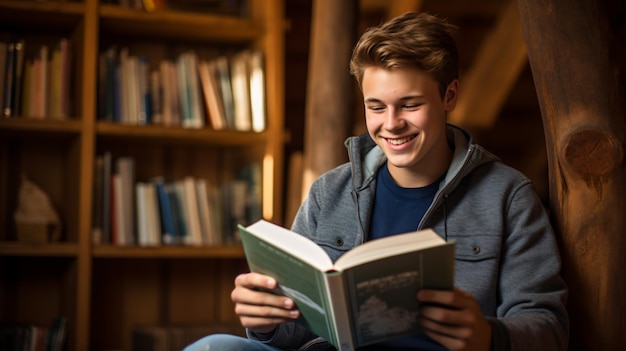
[230,49,252,131]
[99,47,116,122]
[111,172,122,245]
[197,58,227,130]
[249,49,266,132]
[95,47,267,131]
[1,39,27,118]
[91,153,262,246]
[115,156,135,245]
[214,55,236,129]
[0,41,7,114]
[176,51,204,128]
[150,69,163,124]
[154,177,175,244]
[136,181,161,246]
[196,178,221,246]
[36,44,49,119]
[0,38,71,119]
[102,152,113,244]
[137,56,151,125]
[180,176,204,245]
[12,39,25,117]
[2,41,16,117]
[238,220,455,350]
[92,155,105,244]
[0,316,67,351]
[168,182,188,244]
[49,39,70,119]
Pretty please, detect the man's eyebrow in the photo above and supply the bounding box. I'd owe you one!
[364,97,383,104]
[364,95,424,104]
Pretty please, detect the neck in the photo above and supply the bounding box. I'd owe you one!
[388,142,453,188]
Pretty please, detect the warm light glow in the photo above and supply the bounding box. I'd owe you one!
[263,155,274,219]
[250,53,266,133]
[301,167,316,203]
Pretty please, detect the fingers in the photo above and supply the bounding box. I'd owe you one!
[234,272,278,290]
[231,273,300,333]
[236,302,300,331]
[418,287,472,309]
[417,288,491,351]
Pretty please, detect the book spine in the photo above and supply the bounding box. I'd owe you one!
[326,273,355,351]
[39,45,49,118]
[12,40,25,117]
[154,180,174,244]
[0,42,7,113]
[92,156,105,244]
[183,176,203,245]
[102,152,112,244]
[135,182,149,246]
[2,42,15,117]
[59,38,70,118]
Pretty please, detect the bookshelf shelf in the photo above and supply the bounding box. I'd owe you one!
[0,0,85,15]
[96,122,269,145]
[0,242,79,257]
[0,0,285,350]
[99,5,262,43]
[0,118,82,134]
[92,244,245,259]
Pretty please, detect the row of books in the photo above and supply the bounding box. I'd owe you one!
[91,152,262,246]
[0,316,66,351]
[97,47,266,132]
[0,38,71,119]
[133,323,245,351]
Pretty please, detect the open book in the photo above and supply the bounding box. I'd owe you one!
[238,220,455,350]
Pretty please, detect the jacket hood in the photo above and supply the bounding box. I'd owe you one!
[344,123,501,192]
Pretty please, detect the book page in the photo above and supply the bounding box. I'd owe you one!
[343,242,455,346]
[243,220,334,272]
[334,229,445,271]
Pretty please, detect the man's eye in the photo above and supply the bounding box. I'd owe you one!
[402,104,421,110]
[368,105,385,112]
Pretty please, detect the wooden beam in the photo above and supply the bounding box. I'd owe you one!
[517,0,626,349]
[301,0,357,199]
[386,0,423,20]
[449,0,527,129]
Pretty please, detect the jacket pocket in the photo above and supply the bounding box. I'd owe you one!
[452,235,501,262]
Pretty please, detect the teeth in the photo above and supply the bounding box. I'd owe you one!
[387,136,414,145]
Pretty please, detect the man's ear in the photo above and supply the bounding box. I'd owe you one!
[444,80,459,111]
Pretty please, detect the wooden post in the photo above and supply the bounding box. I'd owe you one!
[516,0,626,349]
[449,0,527,130]
[301,0,357,200]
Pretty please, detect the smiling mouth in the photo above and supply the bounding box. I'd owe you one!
[385,135,416,145]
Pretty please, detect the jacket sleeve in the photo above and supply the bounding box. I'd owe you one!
[247,322,332,350]
[495,181,569,351]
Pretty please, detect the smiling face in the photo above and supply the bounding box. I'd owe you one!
[362,66,458,187]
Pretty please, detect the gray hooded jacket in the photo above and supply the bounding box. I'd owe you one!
[249,124,569,351]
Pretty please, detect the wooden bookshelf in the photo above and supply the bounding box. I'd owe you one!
[0,0,285,350]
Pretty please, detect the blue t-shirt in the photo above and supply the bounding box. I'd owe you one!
[370,164,442,239]
[366,163,446,350]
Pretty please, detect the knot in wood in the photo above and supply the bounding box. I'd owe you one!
[563,130,622,178]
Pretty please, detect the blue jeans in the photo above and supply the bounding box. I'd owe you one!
[183,333,282,351]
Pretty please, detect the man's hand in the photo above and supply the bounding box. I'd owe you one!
[418,287,492,351]
[231,272,300,334]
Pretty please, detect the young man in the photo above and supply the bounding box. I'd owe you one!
[185,12,569,351]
